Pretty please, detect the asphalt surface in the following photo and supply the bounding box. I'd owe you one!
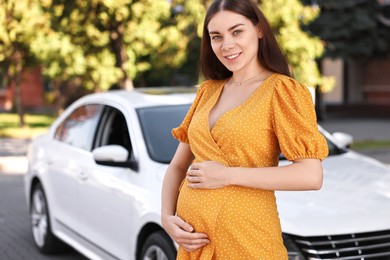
[0,117,389,259]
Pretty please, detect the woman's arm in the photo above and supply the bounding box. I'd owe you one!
[186,158,323,191]
[161,142,210,252]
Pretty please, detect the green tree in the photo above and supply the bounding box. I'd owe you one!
[0,0,46,126]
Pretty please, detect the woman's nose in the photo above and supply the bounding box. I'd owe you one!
[221,40,235,51]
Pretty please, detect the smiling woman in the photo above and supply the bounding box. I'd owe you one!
[161,0,328,259]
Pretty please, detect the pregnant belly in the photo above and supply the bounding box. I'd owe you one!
[176,181,279,236]
[176,180,232,233]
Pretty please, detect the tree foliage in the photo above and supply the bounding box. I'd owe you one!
[143,0,208,86]
[302,0,390,59]
[34,0,188,91]
[0,0,47,126]
[1,0,335,118]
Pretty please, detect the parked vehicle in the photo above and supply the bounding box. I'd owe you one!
[25,87,390,260]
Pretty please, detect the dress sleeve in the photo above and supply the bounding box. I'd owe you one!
[171,82,207,143]
[271,76,328,161]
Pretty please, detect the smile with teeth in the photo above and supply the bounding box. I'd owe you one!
[225,53,241,60]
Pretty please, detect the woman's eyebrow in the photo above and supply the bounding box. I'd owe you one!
[209,23,245,35]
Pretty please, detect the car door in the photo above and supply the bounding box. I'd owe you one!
[77,105,139,259]
[47,104,103,233]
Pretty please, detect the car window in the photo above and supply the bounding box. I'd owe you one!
[94,106,133,158]
[137,104,189,163]
[54,104,103,151]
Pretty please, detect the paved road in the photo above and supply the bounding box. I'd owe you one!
[0,173,87,260]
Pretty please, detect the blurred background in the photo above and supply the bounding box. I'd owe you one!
[0,2,389,258]
[0,0,389,138]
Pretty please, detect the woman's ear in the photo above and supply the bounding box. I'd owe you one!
[257,26,263,39]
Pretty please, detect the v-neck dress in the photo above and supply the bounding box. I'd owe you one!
[172,73,328,259]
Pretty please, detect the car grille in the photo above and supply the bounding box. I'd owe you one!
[291,230,390,260]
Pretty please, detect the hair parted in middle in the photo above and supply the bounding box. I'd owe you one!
[200,0,291,80]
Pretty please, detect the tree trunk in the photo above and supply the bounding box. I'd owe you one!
[123,78,134,90]
[110,22,133,90]
[13,50,25,127]
[52,80,63,116]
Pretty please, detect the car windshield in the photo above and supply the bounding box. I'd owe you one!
[137,104,190,163]
[137,104,345,164]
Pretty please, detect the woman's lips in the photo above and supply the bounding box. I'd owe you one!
[225,52,241,60]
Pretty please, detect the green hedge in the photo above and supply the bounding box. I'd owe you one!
[0,113,55,139]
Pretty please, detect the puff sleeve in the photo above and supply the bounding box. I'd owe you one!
[271,76,328,161]
[171,82,207,143]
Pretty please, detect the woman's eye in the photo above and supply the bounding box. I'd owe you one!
[233,30,242,35]
[211,35,221,41]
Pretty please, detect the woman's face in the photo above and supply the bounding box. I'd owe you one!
[208,10,262,74]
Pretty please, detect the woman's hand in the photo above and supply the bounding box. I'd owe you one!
[186,161,231,189]
[162,215,210,252]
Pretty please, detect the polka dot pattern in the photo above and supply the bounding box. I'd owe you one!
[172,73,328,259]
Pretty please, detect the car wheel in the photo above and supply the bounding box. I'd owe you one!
[140,230,177,260]
[30,183,64,254]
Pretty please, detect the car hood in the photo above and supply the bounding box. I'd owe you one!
[276,151,390,237]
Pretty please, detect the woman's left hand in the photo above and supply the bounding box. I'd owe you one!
[186,161,230,189]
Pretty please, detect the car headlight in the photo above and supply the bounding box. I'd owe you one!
[283,234,306,260]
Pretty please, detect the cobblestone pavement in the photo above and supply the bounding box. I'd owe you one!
[0,174,87,259]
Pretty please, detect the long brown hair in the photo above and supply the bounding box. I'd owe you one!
[200,0,291,80]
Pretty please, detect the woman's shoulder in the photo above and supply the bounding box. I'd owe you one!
[198,79,227,92]
[269,73,308,93]
[271,73,301,86]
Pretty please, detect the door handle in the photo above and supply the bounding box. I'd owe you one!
[79,171,88,181]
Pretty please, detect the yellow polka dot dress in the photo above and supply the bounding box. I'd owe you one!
[172,73,328,259]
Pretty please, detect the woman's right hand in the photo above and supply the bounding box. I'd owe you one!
[162,214,210,252]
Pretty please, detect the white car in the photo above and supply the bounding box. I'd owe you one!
[24,88,390,260]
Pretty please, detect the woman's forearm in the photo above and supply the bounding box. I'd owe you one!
[228,159,323,191]
[161,164,186,218]
[187,159,323,191]
[161,142,194,219]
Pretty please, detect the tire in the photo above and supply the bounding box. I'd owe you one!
[140,230,177,260]
[30,182,65,254]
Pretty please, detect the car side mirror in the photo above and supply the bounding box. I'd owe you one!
[93,145,138,170]
[332,132,354,148]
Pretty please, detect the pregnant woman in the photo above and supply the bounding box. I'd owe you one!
[161,0,328,259]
